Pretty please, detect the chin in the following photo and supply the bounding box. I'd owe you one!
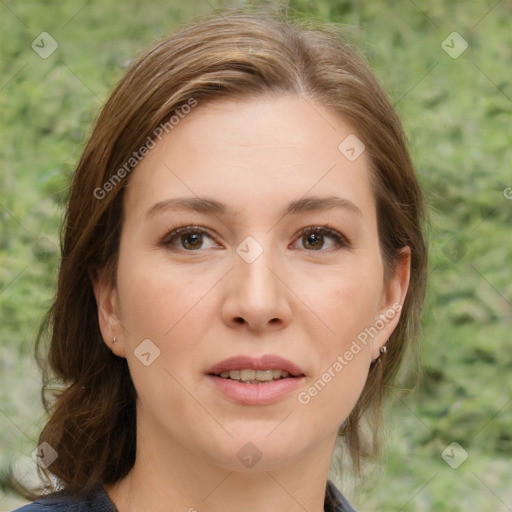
[198,432,312,473]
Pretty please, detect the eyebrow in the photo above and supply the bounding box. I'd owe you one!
[144,195,363,219]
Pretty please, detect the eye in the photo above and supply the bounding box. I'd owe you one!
[160,225,350,253]
[292,226,350,251]
[161,225,219,251]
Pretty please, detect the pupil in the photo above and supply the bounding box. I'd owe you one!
[183,233,201,249]
[305,232,323,250]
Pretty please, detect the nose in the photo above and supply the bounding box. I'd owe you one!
[221,242,292,332]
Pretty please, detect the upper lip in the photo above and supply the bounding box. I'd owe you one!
[207,354,306,377]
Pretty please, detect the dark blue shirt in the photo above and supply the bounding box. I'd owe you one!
[13,480,357,511]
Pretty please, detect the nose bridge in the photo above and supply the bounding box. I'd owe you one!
[222,233,291,330]
[235,234,280,303]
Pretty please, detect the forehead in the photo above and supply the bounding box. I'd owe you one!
[123,94,375,223]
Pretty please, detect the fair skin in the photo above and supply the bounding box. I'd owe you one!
[93,94,410,512]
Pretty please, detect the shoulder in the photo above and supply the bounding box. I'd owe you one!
[12,505,55,511]
[12,495,73,512]
[12,498,75,511]
[325,479,358,512]
[11,485,117,512]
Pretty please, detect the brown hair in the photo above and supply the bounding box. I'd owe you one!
[18,8,427,499]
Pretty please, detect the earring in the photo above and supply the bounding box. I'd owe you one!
[112,337,117,345]
[372,343,388,363]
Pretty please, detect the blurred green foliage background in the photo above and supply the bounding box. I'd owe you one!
[0,1,510,511]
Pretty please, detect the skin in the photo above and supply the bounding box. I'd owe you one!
[92,94,410,512]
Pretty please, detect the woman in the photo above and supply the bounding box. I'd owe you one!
[14,9,427,512]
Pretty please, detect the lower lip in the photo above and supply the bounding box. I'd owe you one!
[207,375,305,405]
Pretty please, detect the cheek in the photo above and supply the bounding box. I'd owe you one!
[115,249,208,339]
[114,256,211,421]
[298,278,377,424]
[312,262,383,345]
[295,263,382,416]
[115,252,217,395]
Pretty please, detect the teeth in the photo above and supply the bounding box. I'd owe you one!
[254,370,273,381]
[240,369,256,381]
[218,369,292,382]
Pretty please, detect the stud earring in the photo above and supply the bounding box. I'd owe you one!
[112,337,117,345]
[372,343,388,363]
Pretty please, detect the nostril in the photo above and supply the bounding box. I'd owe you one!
[235,317,245,324]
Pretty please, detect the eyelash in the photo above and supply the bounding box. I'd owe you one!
[160,225,350,252]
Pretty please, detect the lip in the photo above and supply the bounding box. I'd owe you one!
[206,354,306,406]
[207,354,306,377]
[207,374,305,405]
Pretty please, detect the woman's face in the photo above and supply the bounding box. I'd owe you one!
[94,94,409,472]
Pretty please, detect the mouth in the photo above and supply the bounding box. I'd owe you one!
[207,354,306,381]
[206,356,306,405]
[213,368,299,384]
[206,367,306,406]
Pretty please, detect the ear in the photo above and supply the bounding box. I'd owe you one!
[89,266,126,358]
[370,247,411,360]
